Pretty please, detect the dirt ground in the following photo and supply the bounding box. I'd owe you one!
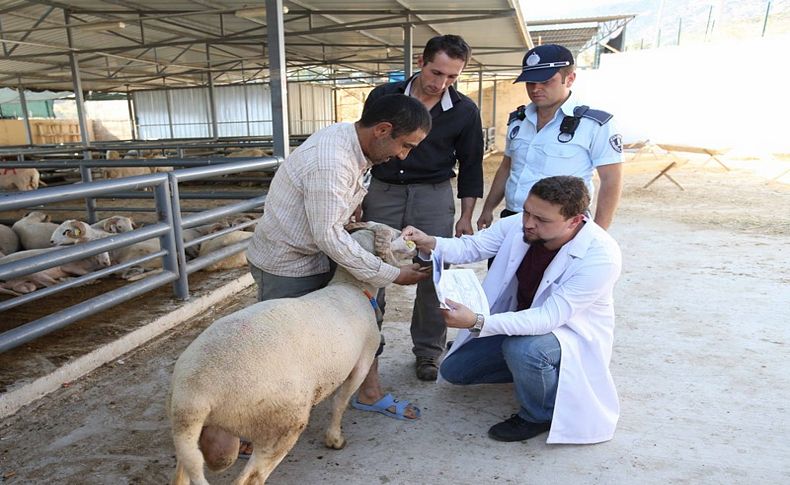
[0,151,788,484]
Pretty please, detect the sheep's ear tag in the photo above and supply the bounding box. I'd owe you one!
[73,228,81,236]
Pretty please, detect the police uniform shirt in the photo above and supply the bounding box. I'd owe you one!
[504,92,623,212]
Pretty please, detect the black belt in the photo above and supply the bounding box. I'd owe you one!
[373,177,449,186]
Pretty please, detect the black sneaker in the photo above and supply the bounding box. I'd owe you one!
[487,414,551,442]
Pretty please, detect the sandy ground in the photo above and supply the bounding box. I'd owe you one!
[1,152,789,484]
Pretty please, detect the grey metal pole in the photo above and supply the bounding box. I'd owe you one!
[241,60,251,136]
[677,18,682,46]
[266,0,290,157]
[64,11,90,149]
[154,174,184,300]
[126,85,137,140]
[403,22,413,78]
[762,1,771,37]
[477,67,483,112]
[65,9,96,222]
[167,171,189,299]
[492,78,498,151]
[206,43,219,140]
[165,88,175,139]
[16,81,33,145]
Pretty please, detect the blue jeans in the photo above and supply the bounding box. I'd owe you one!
[440,333,561,423]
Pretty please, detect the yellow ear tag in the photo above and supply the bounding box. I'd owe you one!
[74,228,81,236]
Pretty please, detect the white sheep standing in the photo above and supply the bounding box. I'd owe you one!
[0,223,20,255]
[0,167,43,191]
[12,211,58,250]
[168,222,416,485]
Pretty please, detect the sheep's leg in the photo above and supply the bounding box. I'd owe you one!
[233,424,305,485]
[171,415,210,485]
[324,351,376,449]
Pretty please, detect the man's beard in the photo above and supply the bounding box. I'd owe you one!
[523,232,545,245]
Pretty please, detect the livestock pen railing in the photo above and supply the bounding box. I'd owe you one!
[0,135,310,161]
[0,157,281,353]
[0,154,277,223]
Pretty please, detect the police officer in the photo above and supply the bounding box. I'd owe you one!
[477,44,623,230]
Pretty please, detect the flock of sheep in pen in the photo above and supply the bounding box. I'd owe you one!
[0,147,269,296]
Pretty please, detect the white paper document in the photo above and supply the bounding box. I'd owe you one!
[431,251,490,316]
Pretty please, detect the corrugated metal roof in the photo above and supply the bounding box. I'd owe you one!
[0,0,533,93]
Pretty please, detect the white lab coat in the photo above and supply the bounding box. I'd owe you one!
[437,215,622,444]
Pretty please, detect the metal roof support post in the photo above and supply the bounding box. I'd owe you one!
[241,60,251,136]
[267,0,290,157]
[126,85,137,140]
[206,43,219,140]
[332,68,339,123]
[16,81,33,146]
[65,10,97,223]
[403,22,413,78]
[492,77,498,151]
[165,89,175,139]
[64,11,90,149]
[477,67,483,112]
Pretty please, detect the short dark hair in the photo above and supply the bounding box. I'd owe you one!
[423,34,471,66]
[359,94,431,138]
[529,176,590,219]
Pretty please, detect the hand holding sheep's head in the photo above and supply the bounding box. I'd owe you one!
[345,221,417,265]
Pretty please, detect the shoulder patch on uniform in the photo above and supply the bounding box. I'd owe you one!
[609,134,623,153]
[508,105,526,125]
[577,107,613,125]
[509,125,520,140]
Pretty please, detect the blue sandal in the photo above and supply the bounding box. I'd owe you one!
[351,393,421,421]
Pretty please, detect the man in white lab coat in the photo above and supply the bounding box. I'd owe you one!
[403,175,622,443]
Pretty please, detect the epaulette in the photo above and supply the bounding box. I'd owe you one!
[573,106,613,125]
[508,105,526,125]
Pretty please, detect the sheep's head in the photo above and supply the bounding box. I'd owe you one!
[345,222,417,265]
[23,211,50,223]
[206,221,230,234]
[92,251,112,268]
[230,214,258,231]
[106,150,121,160]
[100,216,135,234]
[51,220,91,245]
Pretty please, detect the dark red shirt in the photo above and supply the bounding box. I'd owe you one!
[516,243,561,310]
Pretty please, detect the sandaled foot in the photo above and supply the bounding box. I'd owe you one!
[238,440,254,459]
[351,393,421,420]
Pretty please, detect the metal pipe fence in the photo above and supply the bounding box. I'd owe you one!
[0,156,281,353]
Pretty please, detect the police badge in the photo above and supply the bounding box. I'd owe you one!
[609,134,623,153]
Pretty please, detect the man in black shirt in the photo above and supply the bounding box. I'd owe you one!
[361,34,484,383]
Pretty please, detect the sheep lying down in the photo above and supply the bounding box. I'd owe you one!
[168,222,417,485]
[0,247,111,296]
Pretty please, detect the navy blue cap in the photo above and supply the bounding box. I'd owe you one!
[514,44,574,83]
